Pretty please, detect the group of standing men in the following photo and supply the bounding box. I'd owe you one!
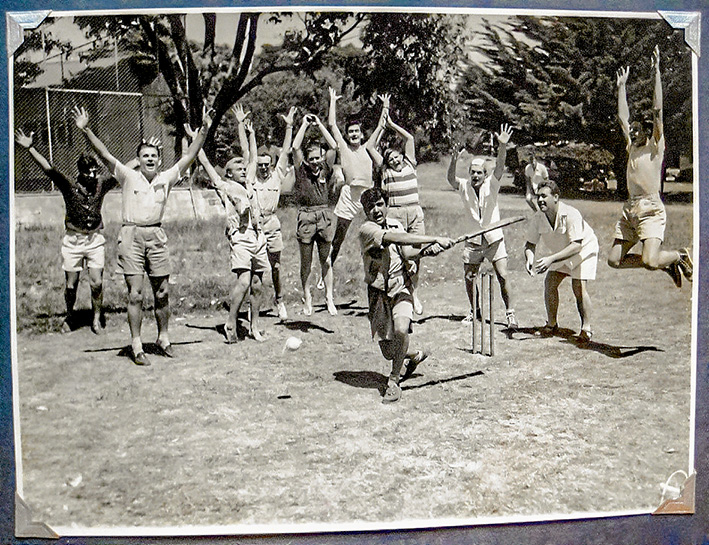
[15,45,693,401]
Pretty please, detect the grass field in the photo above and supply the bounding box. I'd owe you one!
[13,160,694,533]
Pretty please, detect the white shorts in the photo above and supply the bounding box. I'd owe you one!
[463,237,507,265]
[550,245,599,280]
[61,231,106,272]
[334,184,365,221]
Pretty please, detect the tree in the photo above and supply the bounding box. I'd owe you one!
[457,16,693,196]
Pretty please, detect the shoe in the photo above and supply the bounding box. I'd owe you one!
[382,381,402,403]
[413,294,424,315]
[664,262,682,288]
[224,325,238,344]
[401,350,428,382]
[539,324,558,337]
[133,351,152,366]
[462,311,475,324]
[677,247,693,282]
[316,277,325,290]
[155,342,174,358]
[576,330,593,345]
[505,309,518,330]
[277,301,288,320]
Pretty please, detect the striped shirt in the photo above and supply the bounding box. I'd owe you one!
[381,159,419,207]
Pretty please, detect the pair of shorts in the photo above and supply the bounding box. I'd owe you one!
[367,286,414,342]
[387,205,425,235]
[550,250,599,280]
[463,237,507,265]
[61,231,106,272]
[117,225,170,277]
[228,229,270,274]
[614,194,666,243]
[261,214,284,253]
[296,207,335,244]
[334,184,364,221]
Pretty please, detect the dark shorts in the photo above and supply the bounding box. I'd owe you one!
[296,207,335,245]
[117,224,170,277]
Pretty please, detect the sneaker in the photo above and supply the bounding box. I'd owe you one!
[538,324,558,337]
[400,350,428,382]
[382,381,402,403]
[576,330,593,345]
[505,309,518,330]
[224,324,238,344]
[277,301,288,320]
[677,247,693,282]
[665,262,682,288]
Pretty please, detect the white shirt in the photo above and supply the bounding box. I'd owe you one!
[526,201,598,261]
[456,174,503,244]
[113,163,181,225]
[524,162,549,192]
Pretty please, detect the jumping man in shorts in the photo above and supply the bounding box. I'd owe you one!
[447,124,518,329]
[359,187,454,403]
[608,45,692,286]
[525,180,599,343]
[188,118,269,343]
[73,105,213,366]
[15,129,117,334]
[292,113,340,316]
[253,107,297,321]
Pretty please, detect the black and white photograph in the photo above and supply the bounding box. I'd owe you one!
[8,5,699,537]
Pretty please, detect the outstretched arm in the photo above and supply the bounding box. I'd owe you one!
[276,107,296,176]
[184,124,222,189]
[311,114,337,150]
[73,106,120,172]
[176,105,214,175]
[651,45,664,143]
[231,104,251,162]
[616,66,631,147]
[492,124,512,181]
[447,144,463,190]
[244,119,258,180]
[386,115,415,165]
[328,87,347,150]
[366,94,390,168]
[15,130,52,173]
[291,116,310,169]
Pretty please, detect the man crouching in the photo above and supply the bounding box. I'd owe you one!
[359,188,454,403]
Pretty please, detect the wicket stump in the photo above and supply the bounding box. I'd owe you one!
[471,271,495,356]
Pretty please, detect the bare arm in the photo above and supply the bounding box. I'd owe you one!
[446,145,462,190]
[492,124,512,182]
[15,130,52,173]
[534,240,582,274]
[524,241,536,276]
[291,117,310,169]
[231,104,251,162]
[176,106,214,175]
[386,115,415,165]
[328,87,347,150]
[616,66,631,147]
[651,45,664,142]
[276,107,296,173]
[312,115,337,150]
[72,106,120,172]
[366,97,390,168]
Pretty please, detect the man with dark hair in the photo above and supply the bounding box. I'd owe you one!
[608,45,692,287]
[15,128,117,334]
[524,180,598,343]
[73,105,212,366]
[359,187,454,403]
[292,113,340,316]
[523,152,549,212]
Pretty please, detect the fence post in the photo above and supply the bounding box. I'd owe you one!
[45,87,54,191]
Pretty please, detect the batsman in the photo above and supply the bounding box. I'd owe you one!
[359,187,455,404]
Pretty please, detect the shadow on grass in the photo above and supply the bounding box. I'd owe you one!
[333,369,485,396]
[282,320,334,334]
[402,370,484,391]
[507,325,664,359]
[311,299,366,316]
[84,339,203,355]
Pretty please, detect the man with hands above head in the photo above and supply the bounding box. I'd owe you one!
[72,104,213,366]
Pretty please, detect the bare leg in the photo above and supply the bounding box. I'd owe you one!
[299,242,314,315]
[64,270,80,331]
[571,278,592,333]
[227,269,251,341]
[544,271,566,327]
[317,240,337,315]
[329,217,351,266]
[250,272,265,342]
[492,257,513,311]
[87,267,104,334]
[464,263,481,316]
[149,275,171,349]
[267,250,283,304]
[125,274,145,354]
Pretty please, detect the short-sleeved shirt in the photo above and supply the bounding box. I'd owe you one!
[455,174,503,245]
[526,201,598,262]
[48,169,117,233]
[359,217,410,298]
[113,163,182,225]
[626,134,665,198]
[524,162,549,192]
[381,159,419,207]
[255,162,288,216]
[294,162,335,208]
[212,177,261,240]
[340,145,373,188]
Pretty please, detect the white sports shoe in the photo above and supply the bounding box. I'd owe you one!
[277,301,288,320]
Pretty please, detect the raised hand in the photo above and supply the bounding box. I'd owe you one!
[244,119,254,134]
[72,106,89,130]
[305,113,318,125]
[281,106,297,126]
[183,124,198,140]
[15,129,34,149]
[616,66,630,87]
[231,103,249,123]
[146,136,163,149]
[201,105,214,130]
[328,86,341,103]
[496,123,513,145]
[651,45,660,72]
[378,93,391,109]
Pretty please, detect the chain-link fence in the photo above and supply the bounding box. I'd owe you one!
[14,86,182,193]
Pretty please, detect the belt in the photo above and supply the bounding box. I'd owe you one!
[299,204,329,212]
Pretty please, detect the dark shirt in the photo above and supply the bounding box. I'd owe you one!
[294,162,335,208]
[47,169,117,234]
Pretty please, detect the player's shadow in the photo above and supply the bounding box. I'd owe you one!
[82,340,202,361]
[283,320,334,334]
[185,321,252,341]
[401,370,484,391]
[415,313,468,324]
[311,299,365,316]
[333,370,386,390]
